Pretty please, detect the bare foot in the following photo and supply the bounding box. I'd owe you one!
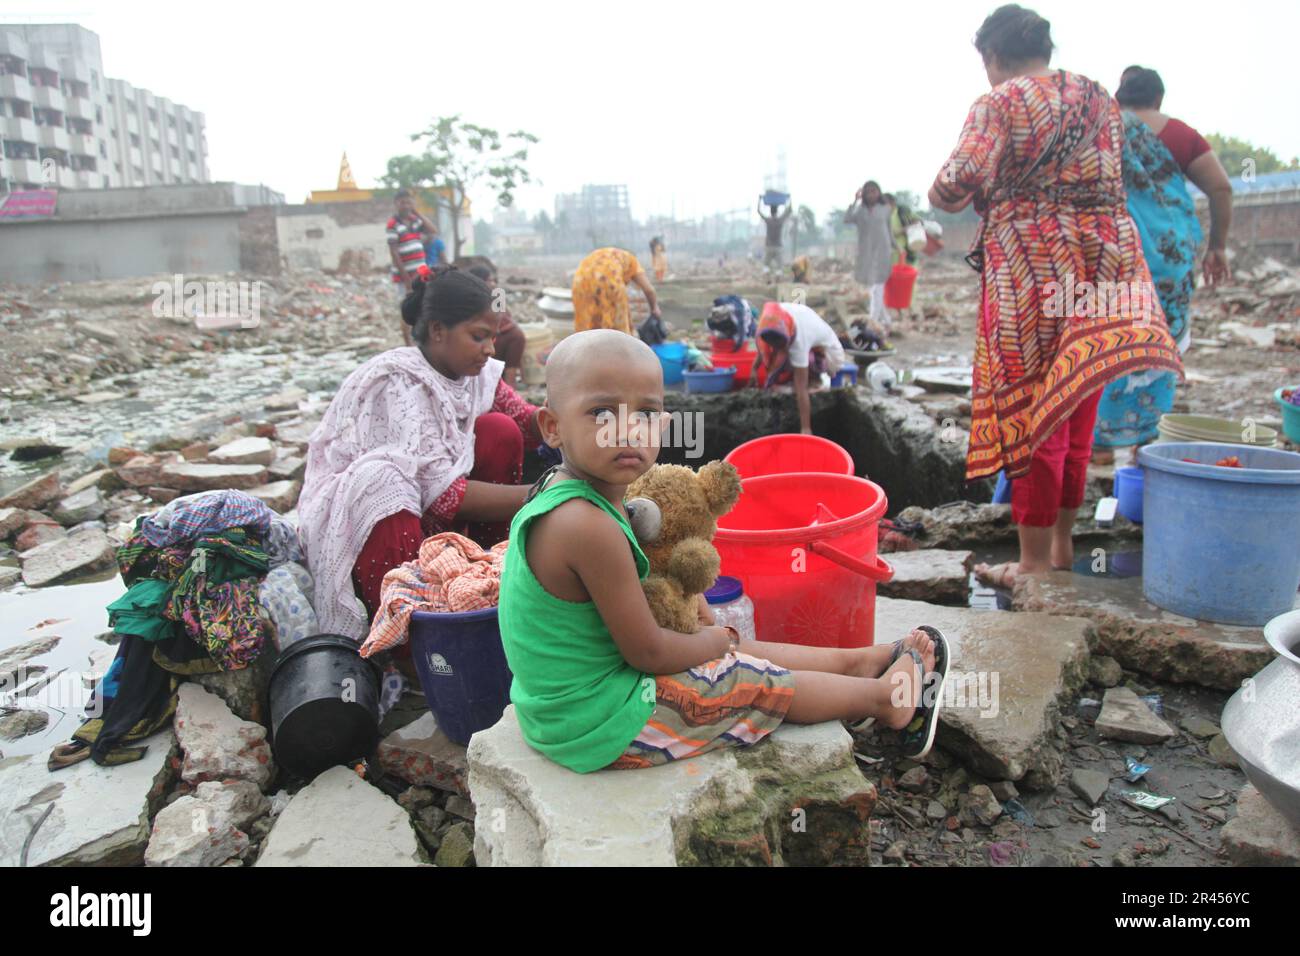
[1091,447,1115,466]
[878,629,936,730]
[974,561,1019,589]
[848,642,901,679]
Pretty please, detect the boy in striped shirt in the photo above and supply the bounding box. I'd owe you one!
[387,189,436,344]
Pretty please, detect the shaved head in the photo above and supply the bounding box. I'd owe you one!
[545,329,662,409]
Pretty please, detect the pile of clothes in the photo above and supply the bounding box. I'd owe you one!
[48,490,319,771]
[359,532,507,658]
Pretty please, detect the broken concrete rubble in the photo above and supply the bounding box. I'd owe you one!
[20,528,116,587]
[173,683,274,789]
[1094,687,1177,744]
[875,597,1091,787]
[158,462,270,492]
[144,780,269,867]
[0,731,176,866]
[1013,572,1273,690]
[376,712,470,797]
[256,765,423,867]
[470,707,875,867]
[877,549,973,604]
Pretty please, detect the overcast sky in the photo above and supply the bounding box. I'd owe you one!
[5,0,1298,225]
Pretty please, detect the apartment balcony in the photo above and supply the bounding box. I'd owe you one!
[75,168,100,189]
[1,115,38,145]
[68,132,97,156]
[167,126,178,147]
[0,72,32,100]
[1,158,44,186]
[38,125,70,152]
[63,59,91,84]
[31,84,65,113]
[129,146,142,168]
[64,94,95,121]
[127,113,139,135]
[0,31,28,61]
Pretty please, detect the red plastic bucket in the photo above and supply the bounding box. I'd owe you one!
[724,434,855,480]
[884,262,918,309]
[711,346,762,388]
[714,474,893,648]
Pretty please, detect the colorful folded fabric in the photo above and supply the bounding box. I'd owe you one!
[360,532,508,658]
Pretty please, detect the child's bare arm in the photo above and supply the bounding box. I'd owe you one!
[546,502,729,673]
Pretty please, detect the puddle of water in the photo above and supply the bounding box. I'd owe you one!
[0,571,124,758]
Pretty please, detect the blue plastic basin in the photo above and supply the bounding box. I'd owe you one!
[652,342,687,385]
[684,366,735,394]
[1138,442,1300,625]
[1115,466,1143,524]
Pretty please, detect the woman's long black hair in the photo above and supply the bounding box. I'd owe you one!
[401,267,494,343]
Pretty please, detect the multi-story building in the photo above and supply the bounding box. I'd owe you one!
[0,23,208,192]
[554,184,634,247]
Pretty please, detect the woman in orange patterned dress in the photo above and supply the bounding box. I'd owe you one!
[571,247,662,335]
[928,4,1181,588]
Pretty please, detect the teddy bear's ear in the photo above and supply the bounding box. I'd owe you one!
[698,460,742,517]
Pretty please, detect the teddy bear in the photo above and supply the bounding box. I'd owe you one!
[624,460,742,634]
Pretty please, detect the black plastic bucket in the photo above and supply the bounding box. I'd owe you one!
[269,633,381,780]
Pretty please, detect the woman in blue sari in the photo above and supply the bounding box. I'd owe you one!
[1093,67,1233,458]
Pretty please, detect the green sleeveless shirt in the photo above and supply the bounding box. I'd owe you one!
[498,479,655,773]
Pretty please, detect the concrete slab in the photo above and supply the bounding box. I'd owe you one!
[468,707,875,866]
[1095,687,1176,743]
[877,549,973,605]
[0,731,175,866]
[1221,785,1300,866]
[157,462,269,493]
[875,597,1093,788]
[256,765,422,867]
[208,436,276,467]
[376,712,469,797]
[1013,571,1274,690]
[20,528,116,587]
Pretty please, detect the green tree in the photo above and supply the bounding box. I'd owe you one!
[382,115,539,258]
[795,205,822,247]
[1206,133,1299,180]
[825,207,854,241]
[533,210,555,252]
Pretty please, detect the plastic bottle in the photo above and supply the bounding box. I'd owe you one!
[704,575,756,644]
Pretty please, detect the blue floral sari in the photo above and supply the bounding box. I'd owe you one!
[1093,112,1203,447]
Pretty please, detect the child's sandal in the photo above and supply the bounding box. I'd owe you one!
[898,625,951,760]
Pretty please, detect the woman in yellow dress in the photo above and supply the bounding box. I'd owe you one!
[571,247,663,334]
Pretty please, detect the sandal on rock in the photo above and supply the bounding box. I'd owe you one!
[47,741,91,772]
[899,625,952,760]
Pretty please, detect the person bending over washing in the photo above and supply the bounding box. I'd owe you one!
[299,268,542,641]
[752,300,848,436]
[497,329,949,772]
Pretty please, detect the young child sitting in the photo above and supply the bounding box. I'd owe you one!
[497,329,949,773]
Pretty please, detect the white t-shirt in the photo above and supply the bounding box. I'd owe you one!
[780,303,846,372]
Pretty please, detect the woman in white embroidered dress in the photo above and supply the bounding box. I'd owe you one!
[299,269,541,641]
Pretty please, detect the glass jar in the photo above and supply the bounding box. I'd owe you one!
[704,575,756,644]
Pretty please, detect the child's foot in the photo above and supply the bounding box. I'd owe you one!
[878,629,936,731]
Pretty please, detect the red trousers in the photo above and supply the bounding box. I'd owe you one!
[1010,389,1103,528]
[351,412,523,626]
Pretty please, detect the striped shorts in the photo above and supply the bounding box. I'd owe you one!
[607,653,795,770]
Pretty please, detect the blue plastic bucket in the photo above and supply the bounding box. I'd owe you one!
[651,342,687,384]
[1138,442,1300,625]
[408,607,513,745]
[1115,466,1143,523]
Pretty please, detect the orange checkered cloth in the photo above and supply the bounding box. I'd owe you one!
[359,532,509,658]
